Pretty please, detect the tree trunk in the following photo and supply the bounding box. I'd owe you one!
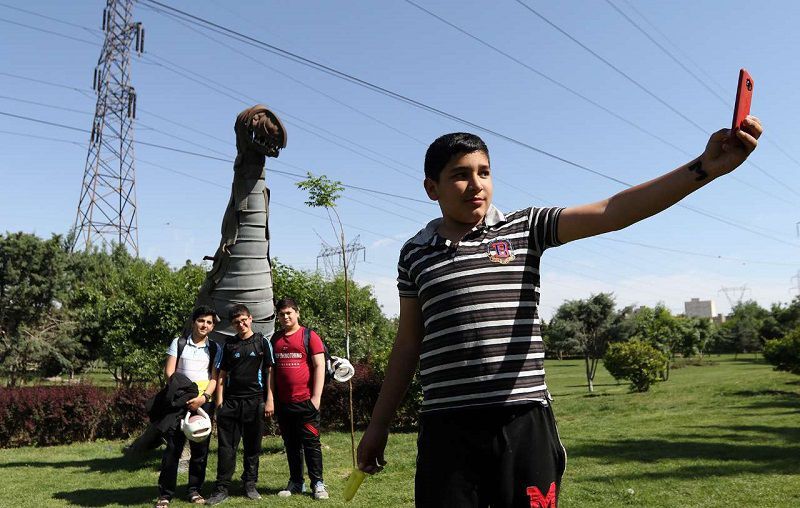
[584,355,594,393]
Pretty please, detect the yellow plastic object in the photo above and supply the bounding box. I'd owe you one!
[343,469,366,502]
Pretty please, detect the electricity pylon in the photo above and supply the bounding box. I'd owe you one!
[73,0,144,255]
[317,236,366,279]
[719,285,750,308]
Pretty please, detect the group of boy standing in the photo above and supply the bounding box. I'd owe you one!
[155,299,328,507]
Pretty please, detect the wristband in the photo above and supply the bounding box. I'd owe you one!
[202,392,212,402]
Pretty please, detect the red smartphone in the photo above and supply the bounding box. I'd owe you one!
[731,68,753,131]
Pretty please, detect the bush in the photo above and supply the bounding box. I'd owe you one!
[603,340,667,392]
[763,328,800,375]
[0,384,156,448]
[319,362,421,432]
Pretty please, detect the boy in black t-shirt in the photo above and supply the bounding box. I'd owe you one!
[206,304,275,506]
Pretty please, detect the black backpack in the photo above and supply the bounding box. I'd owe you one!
[272,327,335,382]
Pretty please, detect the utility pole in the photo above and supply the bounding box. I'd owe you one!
[73,0,144,255]
[316,236,366,280]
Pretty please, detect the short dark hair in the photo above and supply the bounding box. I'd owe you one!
[275,298,299,312]
[228,304,251,321]
[191,305,219,323]
[424,132,489,181]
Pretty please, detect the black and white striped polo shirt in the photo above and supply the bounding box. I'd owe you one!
[397,205,564,413]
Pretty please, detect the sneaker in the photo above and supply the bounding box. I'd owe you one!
[205,490,228,506]
[244,483,262,500]
[277,480,306,498]
[187,490,205,504]
[313,481,329,500]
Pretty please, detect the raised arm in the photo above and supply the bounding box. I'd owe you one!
[558,117,762,244]
[357,296,424,474]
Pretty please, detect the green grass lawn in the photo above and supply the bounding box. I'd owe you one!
[1,355,798,507]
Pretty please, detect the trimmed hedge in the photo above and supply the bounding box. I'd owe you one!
[0,385,156,448]
[1,364,424,447]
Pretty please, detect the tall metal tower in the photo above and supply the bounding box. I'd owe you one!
[73,0,144,255]
[317,237,366,279]
[719,285,750,308]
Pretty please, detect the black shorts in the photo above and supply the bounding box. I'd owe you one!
[415,402,566,508]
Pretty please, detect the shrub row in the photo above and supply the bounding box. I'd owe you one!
[1,365,422,448]
[320,362,421,431]
[0,384,155,448]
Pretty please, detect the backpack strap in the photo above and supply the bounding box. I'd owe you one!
[177,336,188,361]
[303,327,312,358]
[206,339,218,377]
[254,333,272,397]
[269,330,282,346]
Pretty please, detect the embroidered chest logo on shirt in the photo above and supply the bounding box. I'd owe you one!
[487,238,515,264]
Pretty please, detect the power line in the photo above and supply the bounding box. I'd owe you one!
[5,2,798,208]
[402,0,796,209]
[597,237,798,267]
[0,1,103,35]
[135,0,798,245]
[6,2,795,237]
[8,0,788,209]
[602,0,728,106]
[140,50,421,181]
[3,107,798,251]
[133,157,392,240]
[0,75,436,210]
[514,0,799,200]
[0,16,97,46]
[3,5,796,250]
[148,4,429,146]
[617,0,728,97]
[513,0,707,134]
[604,0,800,199]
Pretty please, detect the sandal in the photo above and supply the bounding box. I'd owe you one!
[188,492,205,504]
[155,498,170,508]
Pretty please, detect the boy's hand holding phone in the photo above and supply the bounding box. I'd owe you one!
[698,69,762,179]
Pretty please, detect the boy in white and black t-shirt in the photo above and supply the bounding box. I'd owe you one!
[358,117,762,507]
[156,305,222,507]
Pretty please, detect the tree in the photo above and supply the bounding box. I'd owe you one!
[0,232,83,385]
[716,301,770,357]
[548,293,617,392]
[271,261,395,365]
[616,304,684,380]
[70,247,206,387]
[542,319,582,360]
[763,297,800,341]
[604,340,667,392]
[763,327,800,375]
[296,171,357,466]
[680,316,716,359]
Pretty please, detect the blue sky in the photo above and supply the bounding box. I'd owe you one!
[2,0,799,320]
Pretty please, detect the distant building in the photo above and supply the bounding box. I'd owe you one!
[684,298,716,319]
